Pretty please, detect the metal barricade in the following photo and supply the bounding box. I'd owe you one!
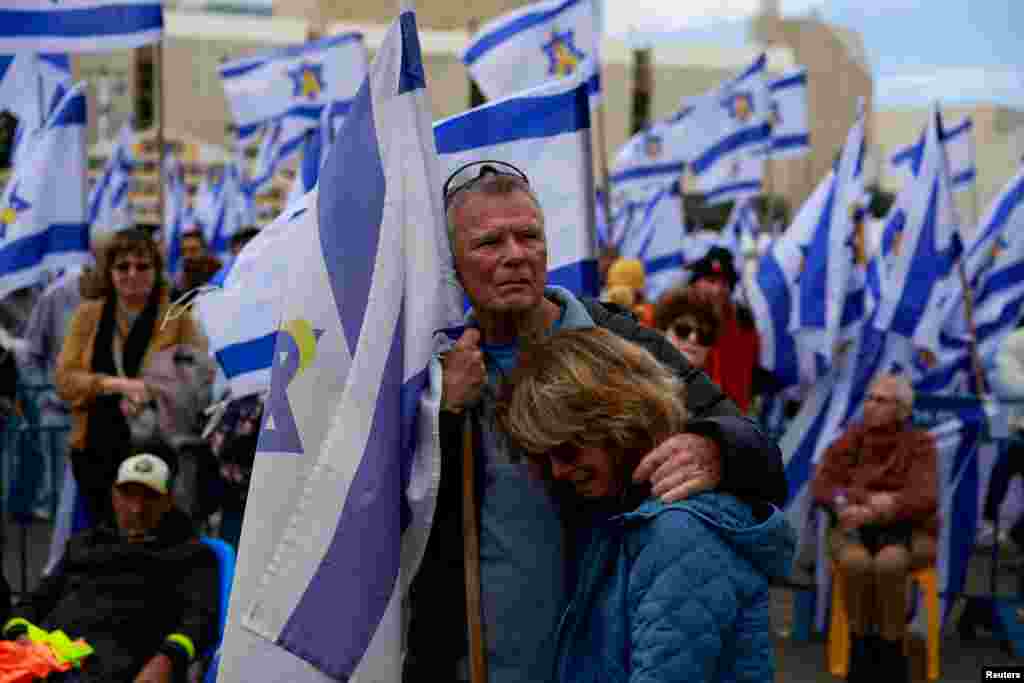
[0,382,71,594]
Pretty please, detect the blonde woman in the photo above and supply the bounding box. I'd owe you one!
[500,328,794,683]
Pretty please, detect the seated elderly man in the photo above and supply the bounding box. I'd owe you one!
[811,373,938,683]
[3,449,219,682]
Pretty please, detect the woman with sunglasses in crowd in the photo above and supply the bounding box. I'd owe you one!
[654,284,721,375]
[56,229,207,527]
[498,328,794,683]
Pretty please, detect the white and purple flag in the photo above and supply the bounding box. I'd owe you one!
[463,0,601,103]
[217,5,464,681]
[0,0,163,52]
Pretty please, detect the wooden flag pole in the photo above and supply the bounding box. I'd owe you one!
[461,418,487,683]
[594,95,613,237]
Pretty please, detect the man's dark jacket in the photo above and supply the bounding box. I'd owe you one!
[403,299,788,680]
[9,507,219,682]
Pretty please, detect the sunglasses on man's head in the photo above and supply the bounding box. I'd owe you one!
[671,321,715,347]
[442,160,531,210]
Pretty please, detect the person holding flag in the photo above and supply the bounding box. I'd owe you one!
[404,161,787,681]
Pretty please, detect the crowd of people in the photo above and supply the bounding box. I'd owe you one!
[0,158,1018,682]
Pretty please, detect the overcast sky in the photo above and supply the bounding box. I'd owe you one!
[603,0,1024,109]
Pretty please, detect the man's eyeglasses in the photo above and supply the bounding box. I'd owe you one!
[113,261,154,274]
[671,321,715,347]
[442,160,531,210]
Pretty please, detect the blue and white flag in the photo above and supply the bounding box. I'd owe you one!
[0,83,88,300]
[163,154,187,276]
[748,178,830,390]
[286,119,327,208]
[768,68,809,159]
[795,103,867,360]
[890,115,976,190]
[208,163,255,255]
[609,123,686,208]
[873,106,964,350]
[961,165,1024,289]
[0,53,71,133]
[463,0,600,102]
[219,32,368,143]
[0,1,162,52]
[87,122,135,237]
[617,183,686,301]
[435,65,598,297]
[688,54,771,206]
[217,6,464,681]
[716,197,759,269]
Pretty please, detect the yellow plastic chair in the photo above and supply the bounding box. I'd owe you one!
[827,563,941,681]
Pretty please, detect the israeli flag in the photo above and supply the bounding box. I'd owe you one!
[217,7,464,681]
[768,68,810,159]
[617,184,686,301]
[163,154,187,276]
[219,32,368,143]
[286,117,328,208]
[464,0,600,102]
[0,1,162,52]
[748,178,830,390]
[716,197,759,269]
[890,116,976,190]
[0,53,71,134]
[873,106,963,350]
[435,65,598,297]
[207,163,254,255]
[0,83,88,300]
[688,54,771,206]
[795,103,867,360]
[961,165,1024,288]
[87,122,136,238]
[609,123,686,208]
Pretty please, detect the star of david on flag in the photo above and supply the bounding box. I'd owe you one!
[543,29,584,77]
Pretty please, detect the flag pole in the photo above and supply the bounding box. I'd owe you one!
[594,89,613,239]
[957,261,989,395]
[461,418,488,683]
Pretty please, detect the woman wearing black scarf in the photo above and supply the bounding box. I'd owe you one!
[56,229,207,527]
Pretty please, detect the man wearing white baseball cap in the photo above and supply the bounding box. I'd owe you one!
[3,446,220,682]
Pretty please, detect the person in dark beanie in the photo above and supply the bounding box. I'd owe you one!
[687,246,760,413]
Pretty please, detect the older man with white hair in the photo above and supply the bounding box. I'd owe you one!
[404,161,787,683]
[811,373,938,683]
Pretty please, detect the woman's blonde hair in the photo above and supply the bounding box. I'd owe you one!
[499,328,687,477]
[80,228,165,300]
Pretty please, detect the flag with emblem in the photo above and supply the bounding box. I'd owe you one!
[87,122,136,237]
[0,53,71,142]
[890,116,976,190]
[609,123,687,208]
[768,68,809,159]
[435,63,598,297]
[219,32,368,145]
[463,0,600,102]
[216,4,464,680]
[0,82,88,300]
[687,54,771,206]
[872,105,964,351]
[0,0,162,52]
[617,183,687,301]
